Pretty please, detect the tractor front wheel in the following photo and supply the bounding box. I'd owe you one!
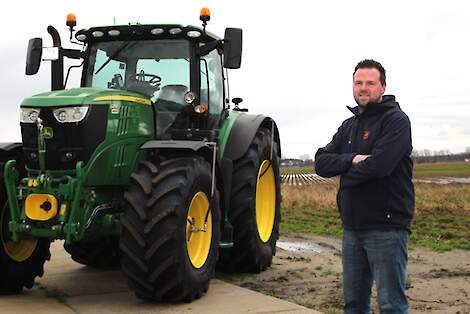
[219,127,281,273]
[120,157,220,302]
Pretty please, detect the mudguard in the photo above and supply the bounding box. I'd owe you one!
[223,114,281,161]
[0,143,23,164]
[218,114,281,243]
[140,140,214,163]
[0,143,24,178]
[0,143,22,154]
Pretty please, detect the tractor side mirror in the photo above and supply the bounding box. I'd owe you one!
[223,28,242,69]
[26,38,43,75]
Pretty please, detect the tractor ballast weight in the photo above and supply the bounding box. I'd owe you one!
[1,10,282,302]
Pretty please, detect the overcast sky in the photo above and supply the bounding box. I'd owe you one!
[1,0,469,158]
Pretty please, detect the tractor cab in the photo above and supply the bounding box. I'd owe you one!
[26,11,242,140]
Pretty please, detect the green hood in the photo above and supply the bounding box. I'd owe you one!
[21,88,151,107]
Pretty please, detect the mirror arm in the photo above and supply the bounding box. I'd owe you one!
[63,49,84,60]
[197,40,221,56]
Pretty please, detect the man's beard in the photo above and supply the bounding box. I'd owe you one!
[354,95,382,107]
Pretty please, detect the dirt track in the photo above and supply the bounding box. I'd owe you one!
[220,234,470,313]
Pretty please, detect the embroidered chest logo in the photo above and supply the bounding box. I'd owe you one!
[362,130,370,140]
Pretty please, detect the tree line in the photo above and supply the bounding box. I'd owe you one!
[411,148,470,164]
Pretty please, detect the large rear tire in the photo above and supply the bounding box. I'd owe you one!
[64,236,120,268]
[0,161,51,294]
[219,127,281,273]
[120,157,220,302]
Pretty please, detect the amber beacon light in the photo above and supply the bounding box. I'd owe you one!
[200,7,211,22]
[200,7,210,32]
[66,13,77,28]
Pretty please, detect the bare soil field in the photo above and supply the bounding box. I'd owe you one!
[219,234,470,314]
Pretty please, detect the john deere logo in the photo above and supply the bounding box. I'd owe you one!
[42,127,54,139]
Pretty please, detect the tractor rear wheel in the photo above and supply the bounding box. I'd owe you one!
[219,127,281,273]
[64,236,120,268]
[0,161,51,294]
[120,157,220,302]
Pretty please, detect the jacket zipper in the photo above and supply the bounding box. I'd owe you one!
[349,116,361,153]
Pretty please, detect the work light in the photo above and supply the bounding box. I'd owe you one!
[20,108,40,123]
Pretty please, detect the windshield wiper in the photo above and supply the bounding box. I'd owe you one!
[94,42,136,75]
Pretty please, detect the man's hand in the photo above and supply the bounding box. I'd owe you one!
[352,154,370,165]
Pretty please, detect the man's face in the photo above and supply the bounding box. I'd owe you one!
[353,68,386,108]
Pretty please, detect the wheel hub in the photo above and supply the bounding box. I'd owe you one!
[186,192,212,269]
[1,202,38,262]
[255,160,276,243]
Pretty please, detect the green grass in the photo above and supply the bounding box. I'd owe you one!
[281,205,470,252]
[281,184,470,252]
[281,162,470,178]
[413,162,470,178]
[410,207,470,251]
[405,275,412,290]
[281,205,342,238]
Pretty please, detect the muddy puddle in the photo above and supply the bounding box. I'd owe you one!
[276,240,323,254]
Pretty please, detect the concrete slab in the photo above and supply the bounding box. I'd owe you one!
[0,292,75,314]
[0,241,320,314]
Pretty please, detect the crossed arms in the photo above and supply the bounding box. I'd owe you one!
[314,114,411,188]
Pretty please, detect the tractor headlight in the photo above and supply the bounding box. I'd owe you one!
[20,108,40,123]
[53,106,89,123]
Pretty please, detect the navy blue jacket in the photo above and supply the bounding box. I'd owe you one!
[315,95,415,231]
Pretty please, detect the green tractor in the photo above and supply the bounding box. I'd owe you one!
[0,9,281,301]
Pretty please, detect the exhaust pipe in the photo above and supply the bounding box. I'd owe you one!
[47,26,64,91]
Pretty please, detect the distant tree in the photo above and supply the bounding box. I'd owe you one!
[466,147,470,154]
[299,154,311,161]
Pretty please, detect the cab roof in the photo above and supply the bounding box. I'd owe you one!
[75,24,221,44]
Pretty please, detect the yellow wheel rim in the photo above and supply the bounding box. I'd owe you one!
[1,202,38,262]
[186,192,212,269]
[256,160,276,243]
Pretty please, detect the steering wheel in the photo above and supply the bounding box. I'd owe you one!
[133,70,162,87]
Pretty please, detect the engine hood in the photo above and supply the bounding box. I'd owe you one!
[21,88,151,107]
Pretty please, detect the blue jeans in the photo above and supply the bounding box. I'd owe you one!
[342,229,409,314]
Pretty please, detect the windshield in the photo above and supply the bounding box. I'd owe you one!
[85,40,191,138]
[84,40,190,102]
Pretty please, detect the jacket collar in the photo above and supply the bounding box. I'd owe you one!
[347,95,398,117]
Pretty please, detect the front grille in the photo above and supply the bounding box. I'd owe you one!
[21,106,108,170]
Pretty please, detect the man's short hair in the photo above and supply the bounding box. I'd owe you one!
[353,59,386,86]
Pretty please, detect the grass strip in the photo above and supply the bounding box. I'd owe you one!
[280,184,470,252]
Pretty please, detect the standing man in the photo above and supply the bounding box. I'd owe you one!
[315,59,414,314]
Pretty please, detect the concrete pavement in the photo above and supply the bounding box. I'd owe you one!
[0,241,320,314]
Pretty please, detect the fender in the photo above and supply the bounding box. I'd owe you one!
[140,140,213,161]
[0,143,23,154]
[0,143,23,162]
[0,143,24,178]
[218,114,281,245]
[223,114,281,161]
